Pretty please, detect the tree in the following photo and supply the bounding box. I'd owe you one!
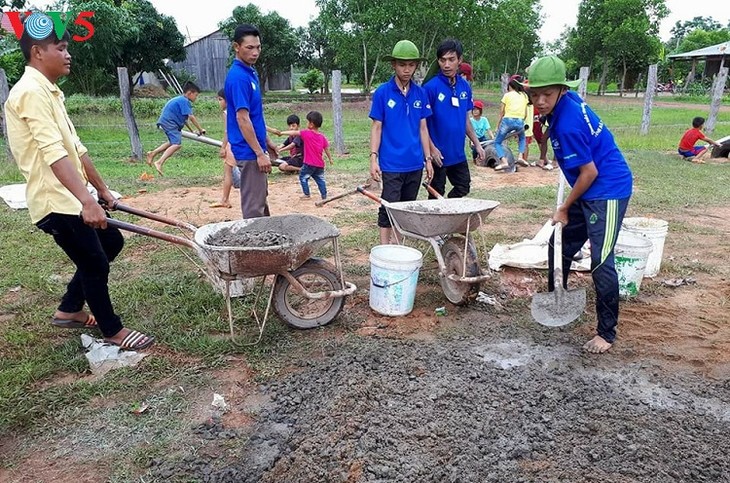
[668,16,723,50]
[61,0,185,95]
[300,68,324,93]
[568,0,668,94]
[219,4,298,92]
[299,19,338,93]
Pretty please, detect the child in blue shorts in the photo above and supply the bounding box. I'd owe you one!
[146,81,206,176]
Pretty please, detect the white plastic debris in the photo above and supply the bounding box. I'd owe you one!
[211,393,229,413]
[81,334,147,376]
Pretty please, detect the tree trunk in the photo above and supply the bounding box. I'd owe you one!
[598,58,609,96]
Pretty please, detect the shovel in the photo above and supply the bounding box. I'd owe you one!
[315,178,377,207]
[530,174,586,327]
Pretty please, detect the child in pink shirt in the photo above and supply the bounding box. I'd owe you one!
[280,111,334,200]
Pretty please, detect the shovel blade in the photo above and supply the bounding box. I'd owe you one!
[530,287,587,327]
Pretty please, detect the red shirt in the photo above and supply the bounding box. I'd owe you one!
[679,128,704,151]
[299,129,329,168]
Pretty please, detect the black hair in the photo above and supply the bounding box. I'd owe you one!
[233,24,260,43]
[286,114,300,125]
[19,17,71,61]
[692,116,705,128]
[436,38,463,60]
[306,111,323,128]
[217,88,225,98]
[508,79,525,93]
[183,81,200,94]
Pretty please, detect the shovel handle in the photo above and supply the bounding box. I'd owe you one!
[109,201,197,233]
[422,181,444,199]
[316,179,373,207]
[356,186,383,204]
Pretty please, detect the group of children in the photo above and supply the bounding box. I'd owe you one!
[146,83,334,207]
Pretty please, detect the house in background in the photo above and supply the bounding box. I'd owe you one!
[668,41,729,85]
[167,29,291,92]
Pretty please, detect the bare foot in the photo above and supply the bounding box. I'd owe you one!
[300,195,311,200]
[154,161,164,176]
[691,158,706,164]
[583,335,613,354]
[145,152,154,166]
[210,201,232,208]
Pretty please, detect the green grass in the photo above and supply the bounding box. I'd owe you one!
[1,92,729,471]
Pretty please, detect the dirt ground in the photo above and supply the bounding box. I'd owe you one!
[2,164,730,482]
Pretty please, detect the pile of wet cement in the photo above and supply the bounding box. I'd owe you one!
[206,228,291,248]
[148,320,730,482]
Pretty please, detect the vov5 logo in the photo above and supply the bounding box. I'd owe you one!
[1,11,95,42]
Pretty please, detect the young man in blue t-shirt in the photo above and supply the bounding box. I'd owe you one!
[146,82,205,176]
[423,39,485,198]
[527,55,633,354]
[369,40,434,244]
[225,23,278,219]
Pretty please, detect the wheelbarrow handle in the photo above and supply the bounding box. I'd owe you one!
[109,201,197,233]
[106,218,196,249]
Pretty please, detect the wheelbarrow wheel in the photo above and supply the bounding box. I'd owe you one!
[272,258,345,329]
[439,236,481,305]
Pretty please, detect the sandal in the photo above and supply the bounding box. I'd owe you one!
[52,314,98,329]
[105,330,155,351]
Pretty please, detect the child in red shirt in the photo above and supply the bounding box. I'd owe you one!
[280,111,333,200]
[678,116,721,163]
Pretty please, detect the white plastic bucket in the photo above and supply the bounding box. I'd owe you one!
[369,245,423,316]
[621,217,668,278]
[614,232,653,298]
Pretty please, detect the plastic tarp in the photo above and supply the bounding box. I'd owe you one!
[488,220,592,272]
[0,183,122,210]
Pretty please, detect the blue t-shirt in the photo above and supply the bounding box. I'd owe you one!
[547,91,633,201]
[157,95,192,131]
[423,72,474,166]
[470,116,490,139]
[369,76,432,173]
[225,59,267,162]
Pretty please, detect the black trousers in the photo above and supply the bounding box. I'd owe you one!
[36,213,124,337]
[430,161,471,198]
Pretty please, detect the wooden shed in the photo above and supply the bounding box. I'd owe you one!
[667,41,729,83]
[168,29,292,92]
[167,30,230,91]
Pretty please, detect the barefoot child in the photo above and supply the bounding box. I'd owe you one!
[678,116,721,164]
[279,111,333,200]
[527,55,633,355]
[146,82,206,176]
[210,89,241,208]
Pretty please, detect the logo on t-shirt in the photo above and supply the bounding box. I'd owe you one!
[413,100,422,109]
[437,93,445,102]
[387,99,396,109]
[459,91,468,100]
[251,81,257,90]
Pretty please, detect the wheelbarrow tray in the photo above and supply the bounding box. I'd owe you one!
[384,198,500,238]
[194,214,340,278]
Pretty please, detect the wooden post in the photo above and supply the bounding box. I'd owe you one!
[117,67,143,161]
[331,70,345,155]
[500,72,510,94]
[0,68,12,162]
[640,64,658,135]
[578,66,590,99]
[706,67,728,135]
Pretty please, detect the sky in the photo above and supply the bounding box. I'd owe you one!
[24,0,730,45]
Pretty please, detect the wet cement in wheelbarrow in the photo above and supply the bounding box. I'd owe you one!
[205,228,291,248]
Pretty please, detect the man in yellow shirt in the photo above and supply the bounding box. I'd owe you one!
[4,20,154,350]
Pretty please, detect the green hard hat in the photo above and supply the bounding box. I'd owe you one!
[383,40,426,62]
[525,55,581,89]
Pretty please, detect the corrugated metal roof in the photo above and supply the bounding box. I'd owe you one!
[668,41,730,59]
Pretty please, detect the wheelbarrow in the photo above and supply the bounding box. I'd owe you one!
[105,202,356,342]
[357,187,500,304]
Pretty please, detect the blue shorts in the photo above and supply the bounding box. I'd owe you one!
[678,146,704,158]
[157,124,182,145]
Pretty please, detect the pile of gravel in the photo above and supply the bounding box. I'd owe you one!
[150,323,730,482]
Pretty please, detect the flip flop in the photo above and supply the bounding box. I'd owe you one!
[104,330,155,351]
[51,314,98,329]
